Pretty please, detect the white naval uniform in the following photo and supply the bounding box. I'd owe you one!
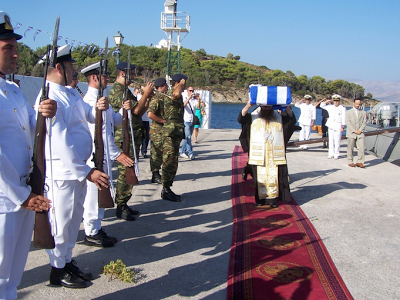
[34,82,96,269]
[295,102,316,149]
[0,78,35,300]
[82,86,122,236]
[321,102,346,158]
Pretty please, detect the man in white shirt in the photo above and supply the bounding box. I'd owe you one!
[80,62,134,248]
[179,86,197,160]
[0,11,56,299]
[295,95,316,149]
[35,44,110,289]
[320,94,346,159]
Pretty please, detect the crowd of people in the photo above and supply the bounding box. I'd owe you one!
[239,92,367,210]
[0,11,210,297]
[0,10,368,298]
[296,94,367,167]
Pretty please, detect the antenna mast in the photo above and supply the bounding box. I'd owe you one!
[161,0,190,82]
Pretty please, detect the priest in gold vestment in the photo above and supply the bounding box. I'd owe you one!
[238,101,297,207]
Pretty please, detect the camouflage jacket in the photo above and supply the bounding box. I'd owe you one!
[161,92,184,138]
[108,81,143,147]
[148,92,165,133]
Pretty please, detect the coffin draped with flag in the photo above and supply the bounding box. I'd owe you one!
[249,85,292,109]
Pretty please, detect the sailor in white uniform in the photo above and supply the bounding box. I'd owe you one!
[0,11,56,300]
[295,94,316,149]
[320,94,346,159]
[80,62,133,248]
[34,44,110,289]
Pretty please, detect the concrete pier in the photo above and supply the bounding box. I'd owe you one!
[19,130,400,299]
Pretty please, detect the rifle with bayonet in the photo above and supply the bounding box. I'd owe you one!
[29,16,60,249]
[93,38,114,208]
[122,51,138,185]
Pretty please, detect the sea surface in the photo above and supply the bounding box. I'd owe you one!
[210,102,369,129]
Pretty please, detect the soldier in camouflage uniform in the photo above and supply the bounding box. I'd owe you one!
[148,78,169,184]
[108,62,154,220]
[160,74,187,202]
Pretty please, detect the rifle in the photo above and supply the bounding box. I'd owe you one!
[122,50,138,185]
[75,84,85,97]
[93,38,114,208]
[29,16,60,249]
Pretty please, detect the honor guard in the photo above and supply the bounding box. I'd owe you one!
[108,62,153,221]
[148,77,168,184]
[160,73,187,202]
[34,44,110,288]
[81,61,134,247]
[320,94,346,159]
[0,11,56,299]
[295,94,316,150]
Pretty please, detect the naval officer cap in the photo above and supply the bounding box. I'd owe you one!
[0,11,22,40]
[332,94,342,100]
[154,77,167,87]
[81,60,111,76]
[171,73,188,82]
[116,62,135,71]
[38,44,76,64]
[304,94,312,100]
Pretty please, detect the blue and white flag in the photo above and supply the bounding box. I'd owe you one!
[249,85,292,107]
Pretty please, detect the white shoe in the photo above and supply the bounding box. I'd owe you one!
[179,153,189,159]
[327,156,333,159]
[189,154,195,160]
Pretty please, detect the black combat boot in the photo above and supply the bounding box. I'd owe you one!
[64,260,94,281]
[49,266,87,288]
[161,187,181,202]
[116,204,136,221]
[151,171,162,184]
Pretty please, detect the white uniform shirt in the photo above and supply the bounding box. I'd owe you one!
[83,86,122,167]
[0,78,35,212]
[34,82,95,181]
[321,102,346,130]
[295,102,316,126]
[183,96,197,122]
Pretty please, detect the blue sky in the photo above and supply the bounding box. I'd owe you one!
[3,0,400,82]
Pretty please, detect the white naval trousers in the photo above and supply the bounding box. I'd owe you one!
[0,209,34,300]
[328,128,342,158]
[299,124,311,148]
[83,180,105,236]
[82,159,109,237]
[45,179,86,268]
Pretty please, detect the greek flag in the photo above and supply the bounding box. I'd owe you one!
[249,85,292,106]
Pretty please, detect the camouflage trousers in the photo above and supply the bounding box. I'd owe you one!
[150,131,163,173]
[115,136,142,206]
[161,136,181,188]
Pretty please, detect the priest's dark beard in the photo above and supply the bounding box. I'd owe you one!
[259,109,276,121]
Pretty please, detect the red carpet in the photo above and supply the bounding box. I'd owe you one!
[227,146,353,300]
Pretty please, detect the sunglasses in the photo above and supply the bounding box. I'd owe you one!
[188,90,194,92]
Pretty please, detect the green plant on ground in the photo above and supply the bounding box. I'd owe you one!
[102,259,135,283]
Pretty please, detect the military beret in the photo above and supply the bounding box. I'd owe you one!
[154,77,167,87]
[171,73,188,82]
[0,11,22,40]
[116,62,135,71]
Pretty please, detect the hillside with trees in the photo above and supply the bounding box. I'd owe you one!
[15,43,374,105]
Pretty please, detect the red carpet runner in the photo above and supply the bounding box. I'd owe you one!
[227,146,353,300]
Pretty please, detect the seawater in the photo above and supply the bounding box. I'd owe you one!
[210,103,369,129]
[210,103,318,129]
